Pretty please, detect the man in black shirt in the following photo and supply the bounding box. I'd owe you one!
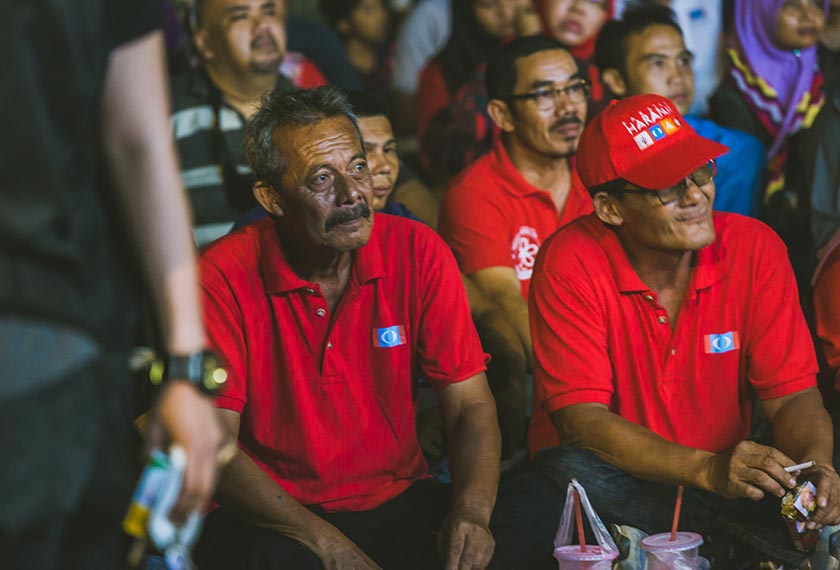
[0,1,223,568]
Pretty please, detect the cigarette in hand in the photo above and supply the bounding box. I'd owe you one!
[784,461,816,473]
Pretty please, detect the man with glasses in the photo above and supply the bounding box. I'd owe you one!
[440,35,593,459]
[595,3,765,216]
[529,94,840,566]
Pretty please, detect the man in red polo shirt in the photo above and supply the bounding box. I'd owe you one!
[439,35,594,458]
[195,87,561,570]
[529,94,840,566]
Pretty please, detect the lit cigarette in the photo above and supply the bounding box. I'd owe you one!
[784,461,816,473]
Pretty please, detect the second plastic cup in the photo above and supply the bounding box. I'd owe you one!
[641,531,704,570]
[554,545,619,569]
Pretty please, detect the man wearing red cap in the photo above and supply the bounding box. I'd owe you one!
[528,93,840,565]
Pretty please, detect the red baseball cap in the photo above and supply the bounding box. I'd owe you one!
[576,94,729,190]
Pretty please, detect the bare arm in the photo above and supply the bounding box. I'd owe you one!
[469,267,532,370]
[100,30,222,516]
[215,409,380,569]
[553,402,801,502]
[436,374,501,570]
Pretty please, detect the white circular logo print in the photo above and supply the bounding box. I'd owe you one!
[711,335,733,352]
[379,328,398,345]
[511,226,541,281]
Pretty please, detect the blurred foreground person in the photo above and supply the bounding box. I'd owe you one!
[0,1,224,569]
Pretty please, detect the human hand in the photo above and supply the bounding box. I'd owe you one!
[147,381,224,521]
[703,441,798,500]
[438,505,495,570]
[801,463,840,529]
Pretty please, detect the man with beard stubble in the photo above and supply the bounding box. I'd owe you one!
[439,35,593,458]
[194,86,563,570]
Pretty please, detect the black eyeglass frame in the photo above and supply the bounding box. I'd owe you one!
[593,160,718,206]
[506,79,592,110]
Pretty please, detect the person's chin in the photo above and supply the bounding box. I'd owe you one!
[250,55,283,74]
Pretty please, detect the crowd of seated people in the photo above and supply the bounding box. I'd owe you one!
[12,0,840,568]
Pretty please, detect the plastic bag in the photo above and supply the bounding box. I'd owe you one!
[554,478,619,569]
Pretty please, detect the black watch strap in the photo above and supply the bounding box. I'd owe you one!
[152,350,227,396]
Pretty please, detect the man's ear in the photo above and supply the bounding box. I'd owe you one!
[193,29,214,61]
[601,68,628,97]
[487,99,515,133]
[593,192,625,227]
[254,182,284,216]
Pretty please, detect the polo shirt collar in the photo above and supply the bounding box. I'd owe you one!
[257,217,385,294]
[594,216,723,293]
[490,139,578,199]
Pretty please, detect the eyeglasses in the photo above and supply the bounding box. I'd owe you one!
[618,160,717,206]
[507,80,590,111]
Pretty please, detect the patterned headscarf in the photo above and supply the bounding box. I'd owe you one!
[731,0,828,159]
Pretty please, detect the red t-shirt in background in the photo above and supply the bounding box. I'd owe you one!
[200,215,488,512]
[280,51,329,89]
[439,139,593,299]
[528,213,818,455]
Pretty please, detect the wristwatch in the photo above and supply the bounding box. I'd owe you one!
[149,350,228,396]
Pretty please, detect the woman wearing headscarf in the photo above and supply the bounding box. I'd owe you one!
[416,0,530,178]
[711,0,827,198]
[537,0,613,112]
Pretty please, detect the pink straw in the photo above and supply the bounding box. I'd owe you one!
[573,488,587,552]
[670,485,684,541]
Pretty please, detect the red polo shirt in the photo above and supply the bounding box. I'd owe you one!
[439,139,594,299]
[200,215,488,512]
[814,241,840,391]
[528,212,817,455]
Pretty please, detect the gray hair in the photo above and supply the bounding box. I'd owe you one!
[244,86,360,191]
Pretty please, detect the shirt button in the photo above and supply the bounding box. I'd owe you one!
[316,308,326,317]
[658,316,668,324]
[305,288,315,295]
[644,295,654,301]
[326,341,333,350]
[671,348,677,355]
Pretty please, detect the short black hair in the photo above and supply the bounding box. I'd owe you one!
[485,34,576,101]
[245,87,361,191]
[320,0,363,30]
[344,90,388,119]
[594,3,683,77]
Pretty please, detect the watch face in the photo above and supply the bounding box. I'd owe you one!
[202,353,228,392]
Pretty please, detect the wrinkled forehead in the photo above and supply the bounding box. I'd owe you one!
[272,116,363,174]
[513,49,580,90]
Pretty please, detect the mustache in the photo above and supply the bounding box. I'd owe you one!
[325,202,372,231]
[251,32,277,50]
[551,115,583,132]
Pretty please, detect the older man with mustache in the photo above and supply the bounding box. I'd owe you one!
[194,87,563,570]
[439,35,593,459]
